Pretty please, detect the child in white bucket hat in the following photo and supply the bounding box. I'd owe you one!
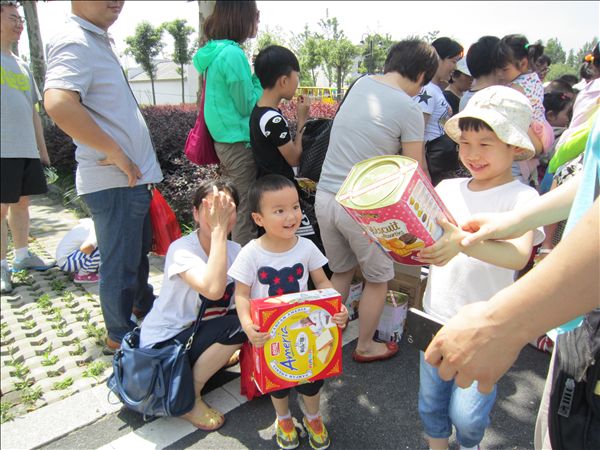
[412,85,545,450]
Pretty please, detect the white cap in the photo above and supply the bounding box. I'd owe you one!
[455,58,471,77]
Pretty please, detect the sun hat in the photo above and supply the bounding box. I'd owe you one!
[455,58,471,77]
[445,85,535,161]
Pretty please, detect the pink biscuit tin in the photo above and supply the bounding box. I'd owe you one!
[336,156,455,265]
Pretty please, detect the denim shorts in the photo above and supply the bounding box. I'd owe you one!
[418,352,497,448]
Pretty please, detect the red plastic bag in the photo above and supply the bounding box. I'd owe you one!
[184,73,220,166]
[149,188,182,256]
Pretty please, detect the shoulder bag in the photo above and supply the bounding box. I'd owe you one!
[297,75,366,182]
[107,300,208,420]
[184,72,219,166]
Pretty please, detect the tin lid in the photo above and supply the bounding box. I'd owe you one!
[339,156,415,208]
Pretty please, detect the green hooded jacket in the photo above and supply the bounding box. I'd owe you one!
[193,40,263,144]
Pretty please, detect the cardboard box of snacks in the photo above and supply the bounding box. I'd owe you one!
[250,288,343,394]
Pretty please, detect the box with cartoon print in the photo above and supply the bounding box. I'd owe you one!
[336,155,455,265]
[250,288,343,394]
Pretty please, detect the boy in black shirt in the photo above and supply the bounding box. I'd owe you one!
[250,45,320,242]
[250,45,310,182]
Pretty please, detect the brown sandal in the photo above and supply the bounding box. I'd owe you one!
[181,399,225,431]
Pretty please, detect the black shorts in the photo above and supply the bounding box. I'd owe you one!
[270,379,324,399]
[155,313,247,365]
[1,158,47,203]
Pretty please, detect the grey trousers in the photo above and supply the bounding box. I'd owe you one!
[214,141,257,246]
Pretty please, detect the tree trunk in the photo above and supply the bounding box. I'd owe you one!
[22,1,51,128]
[150,75,156,105]
[180,63,185,104]
[197,1,215,104]
[336,66,342,100]
[22,1,46,93]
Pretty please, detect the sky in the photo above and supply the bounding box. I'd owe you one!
[17,0,600,69]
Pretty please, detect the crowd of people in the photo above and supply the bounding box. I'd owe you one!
[1,1,598,449]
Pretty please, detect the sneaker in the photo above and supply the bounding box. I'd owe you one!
[74,271,99,284]
[302,416,330,450]
[1,266,13,294]
[275,417,299,449]
[536,335,554,354]
[12,252,55,271]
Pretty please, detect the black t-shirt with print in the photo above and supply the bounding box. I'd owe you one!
[249,106,295,181]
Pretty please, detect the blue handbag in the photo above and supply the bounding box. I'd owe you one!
[107,301,207,419]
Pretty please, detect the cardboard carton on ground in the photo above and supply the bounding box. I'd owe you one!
[250,288,343,394]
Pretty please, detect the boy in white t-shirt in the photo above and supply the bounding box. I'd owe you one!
[230,174,348,450]
[55,218,100,284]
[414,86,545,450]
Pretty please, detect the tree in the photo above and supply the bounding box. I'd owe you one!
[22,0,45,93]
[359,33,394,74]
[125,22,164,105]
[162,19,195,103]
[318,13,358,93]
[544,38,566,65]
[291,25,323,86]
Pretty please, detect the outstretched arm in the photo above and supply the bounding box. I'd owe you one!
[425,198,600,393]
[460,174,580,246]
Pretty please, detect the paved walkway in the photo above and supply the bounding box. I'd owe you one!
[0,194,551,450]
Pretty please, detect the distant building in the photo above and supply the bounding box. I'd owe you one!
[128,59,199,105]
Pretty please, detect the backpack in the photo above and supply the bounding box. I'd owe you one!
[548,309,600,450]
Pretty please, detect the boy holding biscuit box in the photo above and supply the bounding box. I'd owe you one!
[413,86,545,450]
[230,175,348,450]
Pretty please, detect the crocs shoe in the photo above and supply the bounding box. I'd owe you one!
[1,266,13,294]
[12,252,55,271]
[275,417,299,449]
[303,416,330,450]
[74,271,100,284]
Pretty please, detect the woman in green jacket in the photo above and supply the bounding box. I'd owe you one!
[193,1,262,245]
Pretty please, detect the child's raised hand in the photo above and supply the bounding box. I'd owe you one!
[333,304,349,329]
[414,216,466,266]
[203,186,236,232]
[297,95,311,121]
[243,322,270,348]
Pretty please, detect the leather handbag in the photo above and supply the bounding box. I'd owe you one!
[425,133,459,185]
[297,75,366,182]
[107,301,207,420]
[184,72,219,166]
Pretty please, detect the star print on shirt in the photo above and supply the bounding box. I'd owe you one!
[417,90,432,104]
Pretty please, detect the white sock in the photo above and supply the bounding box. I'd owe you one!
[304,411,320,421]
[459,445,479,450]
[1,259,9,269]
[277,412,291,421]
[14,247,29,261]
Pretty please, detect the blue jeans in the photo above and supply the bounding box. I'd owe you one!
[82,185,154,342]
[418,352,497,448]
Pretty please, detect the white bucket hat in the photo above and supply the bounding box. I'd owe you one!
[445,86,535,161]
[455,58,471,77]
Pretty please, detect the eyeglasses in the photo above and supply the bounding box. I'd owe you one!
[8,15,26,25]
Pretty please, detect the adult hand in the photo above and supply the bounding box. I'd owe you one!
[244,323,270,348]
[203,186,236,232]
[415,216,465,266]
[98,150,141,187]
[459,211,524,247]
[424,301,525,394]
[40,153,51,167]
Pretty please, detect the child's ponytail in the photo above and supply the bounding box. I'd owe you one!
[495,34,542,71]
[526,43,544,66]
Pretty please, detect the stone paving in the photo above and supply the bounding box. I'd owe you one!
[0,195,165,424]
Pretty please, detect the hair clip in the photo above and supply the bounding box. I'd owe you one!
[524,43,530,50]
[584,53,595,64]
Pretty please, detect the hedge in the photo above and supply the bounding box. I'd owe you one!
[45,101,337,227]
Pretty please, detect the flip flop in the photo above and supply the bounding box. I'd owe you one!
[352,341,399,363]
[182,400,225,431]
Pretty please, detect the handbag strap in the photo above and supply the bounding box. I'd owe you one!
[334,73,367,117]
[183,296,209,352]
